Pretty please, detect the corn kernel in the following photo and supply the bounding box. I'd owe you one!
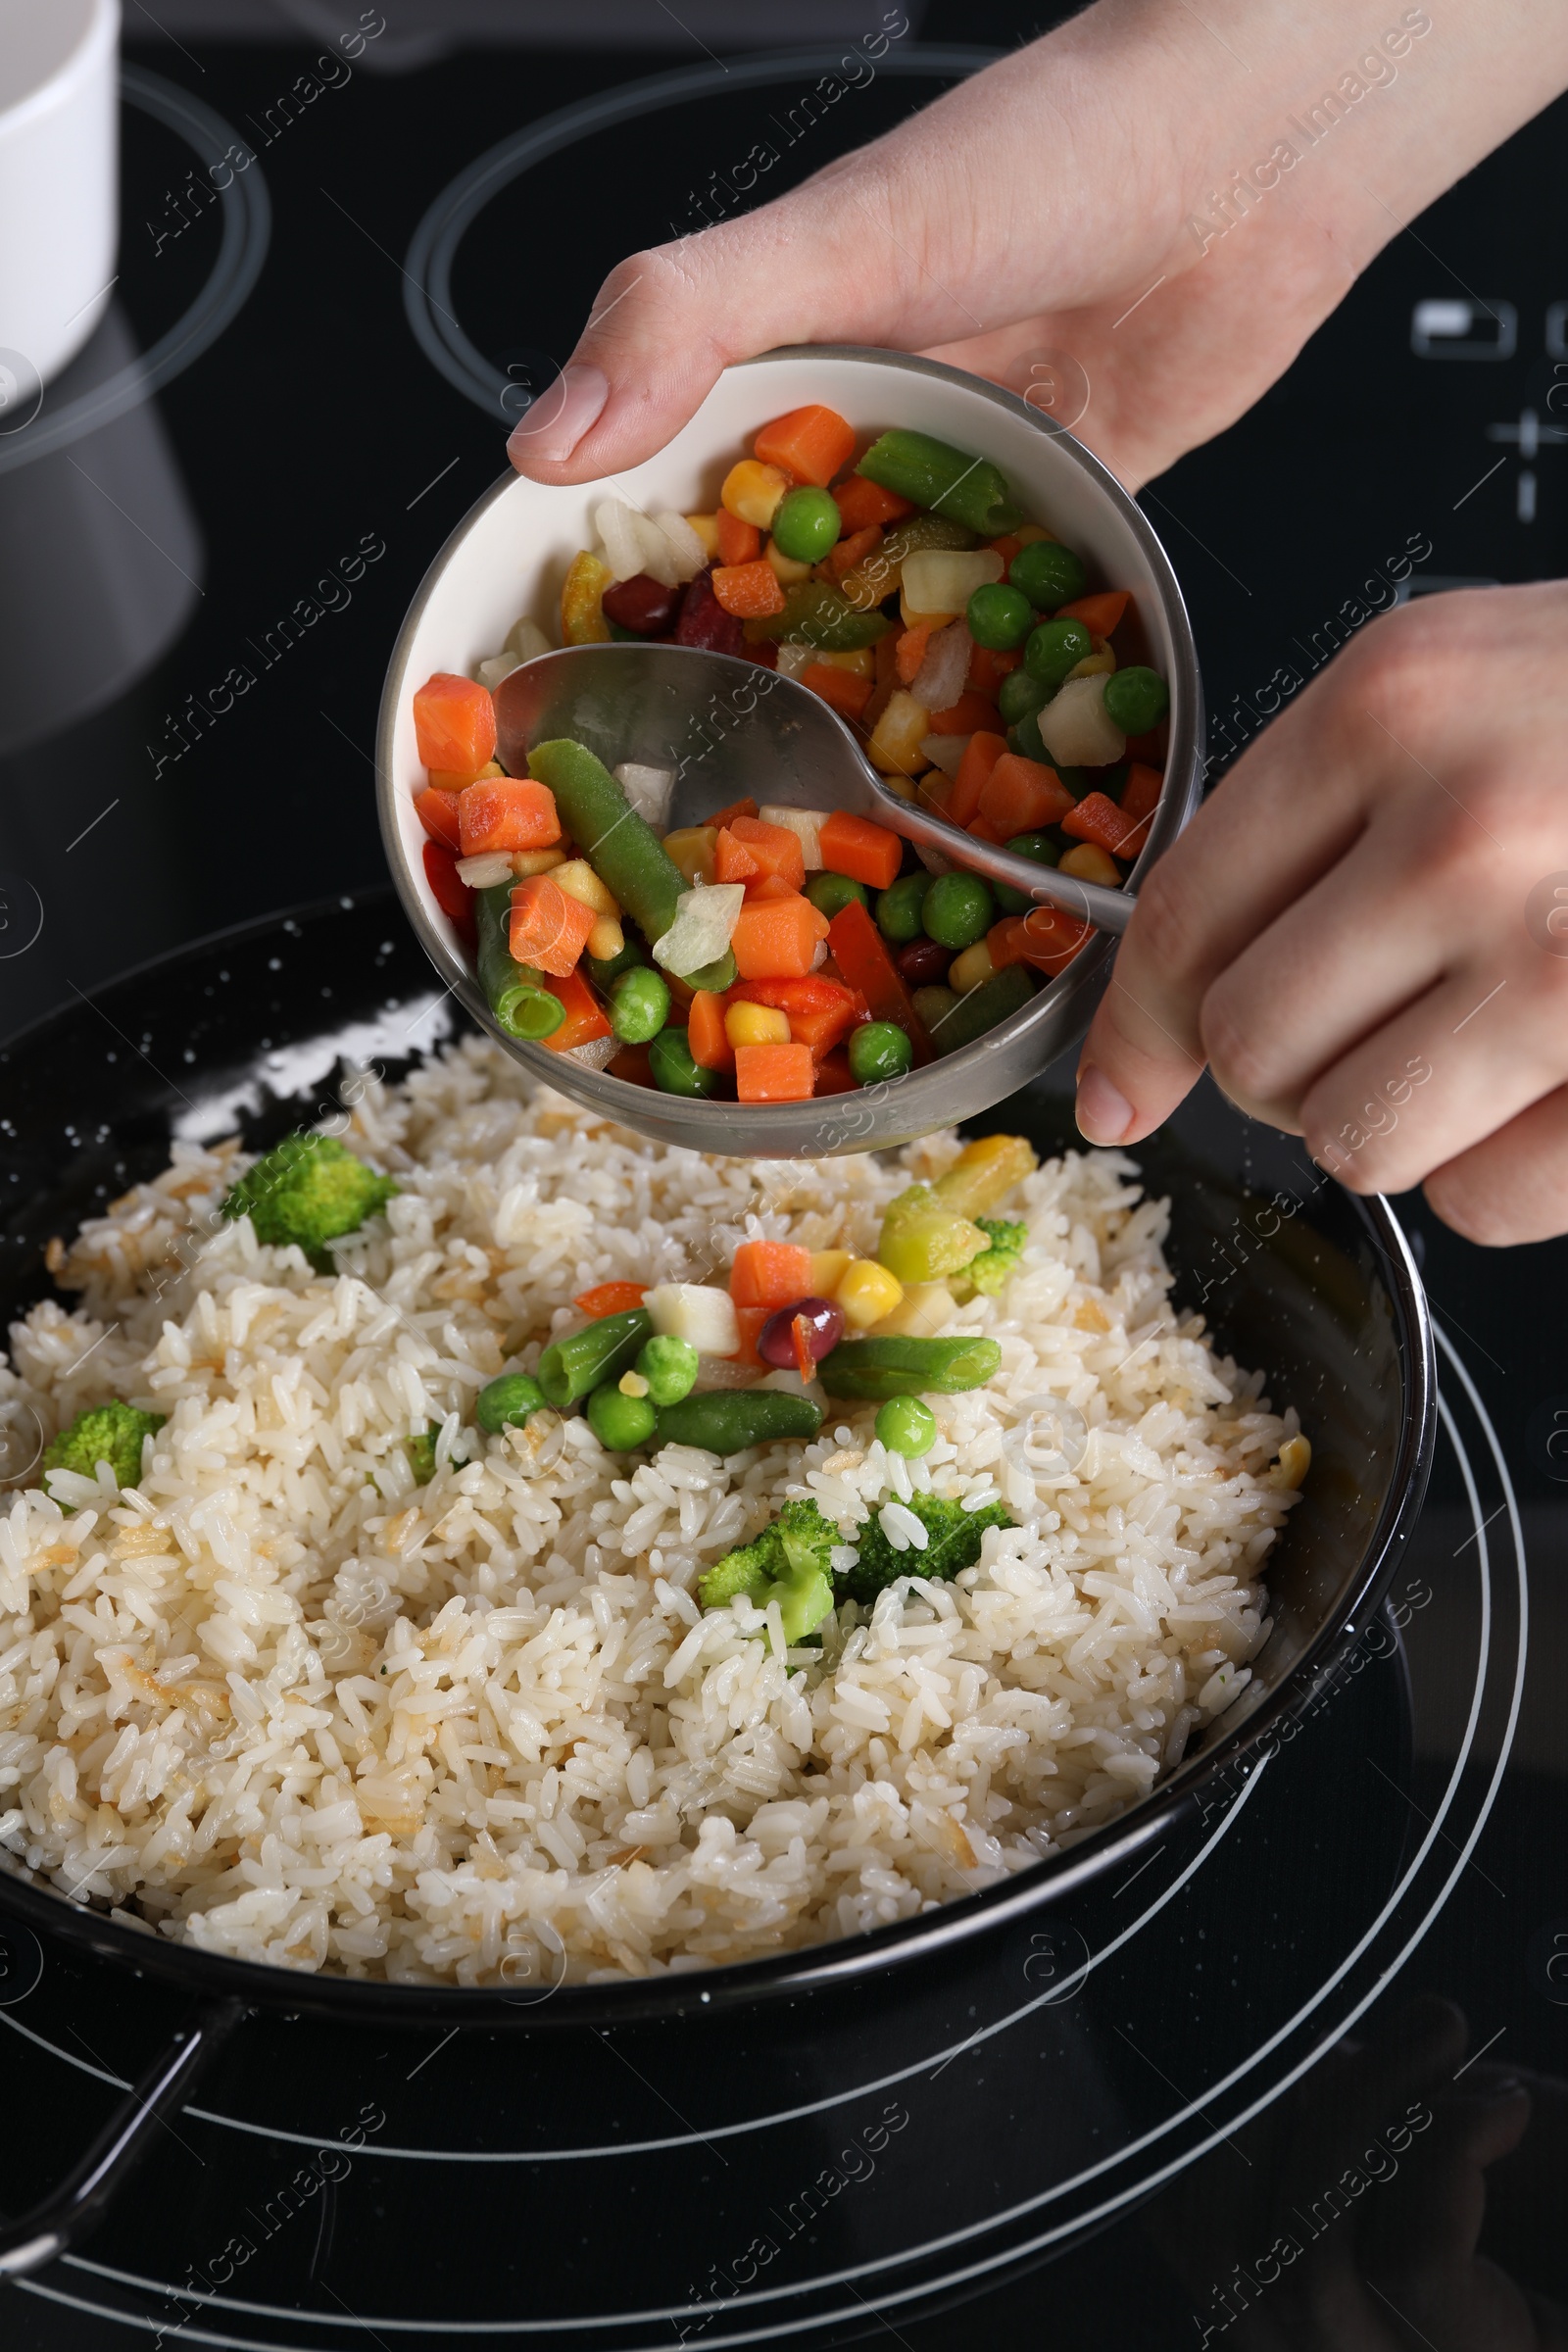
[663,826,717,886]
[1014,522,1054,545]
[587,913,624,960]
[510,847,566,878]
[813,648,875,677]
[764,536,814,586]
[899,592,954,630]
[882,774,918,802]
[948,940,997,994]
[1065,650,1116,681]
[1271,1434,1311,1489]
[809,1249,853,1297]
[867,689,931,777]
[725,1001,790,1050]
[721,460,789,529]
[1058,843,1123,887]
[618,1370,651,1398]
[684,512,721,559]
[866,1281,956,1338]
[834,1258,904,1329]
[553,858,620,918]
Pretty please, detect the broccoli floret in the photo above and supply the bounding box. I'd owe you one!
[39,1401,166,1503]
[698,1496,838,1641]
[963,1218,1028,1298]
[835,1492,1011,1607]
[405,1424,441,1486]
[220,1132,397,1271]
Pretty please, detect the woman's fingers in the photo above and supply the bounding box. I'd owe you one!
[1423,1083,1568,1246]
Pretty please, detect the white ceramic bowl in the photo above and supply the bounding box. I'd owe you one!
[0,0,119,395]
[377,347,1203,1153]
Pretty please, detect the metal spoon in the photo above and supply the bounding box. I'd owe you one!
[493,641,1137,937]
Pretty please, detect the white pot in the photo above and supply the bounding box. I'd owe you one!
[0,0,120,392]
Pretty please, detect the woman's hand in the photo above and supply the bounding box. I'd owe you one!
[1074,584,1568,1245]
[505,0,1568,494]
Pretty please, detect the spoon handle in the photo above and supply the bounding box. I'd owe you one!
[864,775,1137,938]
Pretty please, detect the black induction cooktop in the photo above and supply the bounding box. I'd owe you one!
[0,8,1564,2346]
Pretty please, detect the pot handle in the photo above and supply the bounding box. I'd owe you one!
[0,1994,247,2278]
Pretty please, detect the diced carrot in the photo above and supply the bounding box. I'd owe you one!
[730,893,829,980]
[729,813,806,888]
[928,690,1001,737]
[429,765,499,791]
[508,874,597,977]
[1125,728,1166,764]
[574,1281,648,1317]
[711,560,786,619]
[986,916,1029,970]
[735,1041,815,1102]
[714,508,761,566]
[708,796,760,831]
[730,1239,814,1310]
[825,899,933,1065]
[422,840,475,947]
[895,621,935,687]
[1120,762,1163,824]
[832,475,914,534]
[458,778,562,857]
[726,1304,768,1367]
[977,753,1075,836]
[801,662,875,722]
[812,1048,859,1095]
[1055,591,1130,636]
[817,810,903,892]
[966,814,1005,844]
[789,1313,816,1383]
[949,731,1008,829]
[415,786,463,851]
[713,827,761,885]
[745,871,802,904]
[1061,790,1144,858]
[728,974,863,1059]
[1015,904,1094,975]
[754,404,857,488]
[966,643,1020,698]
[988,534,1023,565]
[823,523,881,583]
[541,963,612,1053]
[688,988,736,1073]
[608,1042,655,1087]
[413,672,496,779]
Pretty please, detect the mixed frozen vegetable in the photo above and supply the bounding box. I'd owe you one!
[409,404,1171,1101]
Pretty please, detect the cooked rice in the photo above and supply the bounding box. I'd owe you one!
[0,1039,1299,1984]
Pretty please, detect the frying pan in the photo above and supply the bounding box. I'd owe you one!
[0,891,1434,2274]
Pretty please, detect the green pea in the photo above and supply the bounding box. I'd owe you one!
[998,667,1049,727]
[636,1334,700,1406]
[911,983,958,1033]
[806,870,871,922]
[993,831,1061,916]
[772,484,841,564]
[875,871,931,944]
[1023,617,1094,689]
[965,582,1034,652]
[1007,710,1046,763]
[875,1396,937,1456]
[586,1383,658,1450]
[1102,665,1170,735]
[475,1373,548,1434]
[610,965,670,1045]
[922,871,995,952]
[649,1028,722,1098]
[1008,539,1087,611]
[848,1021,913,1084]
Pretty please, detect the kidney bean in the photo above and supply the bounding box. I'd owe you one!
[896,937,953,988]
[602,572,680,636]
[674,567,746,656]
[759,1296,845,1370]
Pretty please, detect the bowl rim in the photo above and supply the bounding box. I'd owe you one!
[374,344,1205,1151]
[0,889,1435,2027]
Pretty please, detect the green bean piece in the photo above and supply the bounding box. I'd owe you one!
[875,872,931,944]
[855,428,1024,539]
[848,1021,913,1085]
[649,1028,723,1099]
[1023,617,1094,689]
[586,936,648,992]
[993,831,1061,915]
[1008,539,1087,610]
[806,871,870,921]
[610,965,670,1045]
[753,582,893,650]
[910,983,959,1032]
[772,485,841,563]
[1008,709,1047,764]
[875,1396,937,1456]
[922,871,995,952]
[819,1335,1003,1400]
[635,1334,700,1406]
[536,1308,653,1409]
[475,884,565,1042]
[927,962,1038,1055]
[653,1391,823,1454]
[475,1373,548,1434]
[586,1383,658,1450]
[998,667,1050,727]
[682,949,737,996]
[1102,665,1170,735]
[527,739,689,948]
[966,583,1034,652]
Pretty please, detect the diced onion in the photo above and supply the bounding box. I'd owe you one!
[758,806,827,868]
[475,652,521,691]
[1036,674,1127,768]
[456,852,514,889]
[899,549,1003,618]
[652,511,709,581]
[567,1034,620,1071]
[775,642,814,682]
[614,762,675,829]
[909,621,971,714]
[505,615,552,662]
[917,734,969,781]
[595,498,654,584]
[649,883,745,977]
